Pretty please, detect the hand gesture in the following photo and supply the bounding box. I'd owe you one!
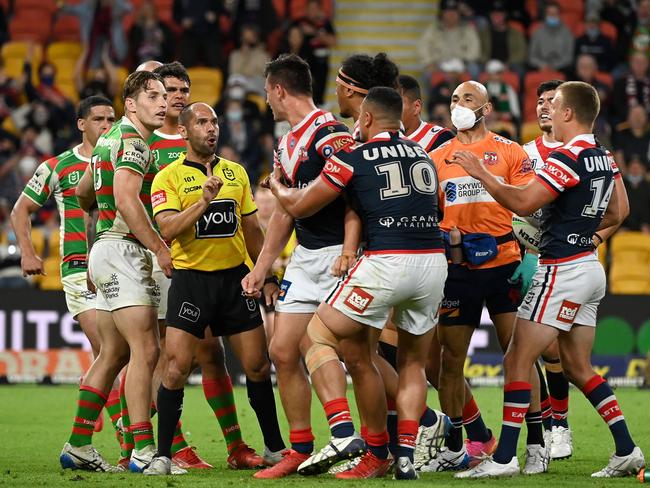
[241,267,265,299]
[202,163,223,204]
[267,163,286,194]
[262,280,280,307]
[21,254,44,277]
[330,252,357,277]
[156,246,173,278]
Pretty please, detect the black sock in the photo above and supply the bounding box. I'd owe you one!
[157,385,184,459]
[445,416,463,452]
[535,361,553,431]
[546,364,570,429]
[246,377,286,452]
[525,411,544,446]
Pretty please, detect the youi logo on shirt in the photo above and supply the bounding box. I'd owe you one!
[195,199,238,238]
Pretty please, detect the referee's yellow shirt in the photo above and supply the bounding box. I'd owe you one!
[151,157,257,272]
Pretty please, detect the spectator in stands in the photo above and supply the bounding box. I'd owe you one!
[419,0,481,79]
[613,105,650,171]
[573,53,611,137]
[0,3,8,48]
[598,0,636,68]
[428,58,465,122]
[75,44,120,101]
[229,24,271,97]
[484,59,519,139]
[463,0,531,28]
[0,59,24,123]
[293,0,336,106]
[59,0,132,69]
[218,98,263,183]
[528,2,574,72]
[232,0,278,41]
[173,0,224,68]
[479,1,527,76]
[215,74,270,134]
[0,129,20,222]
[630,0,650,60]
[128,0,175,68]
[277,25,313,61]
[613,53,650,125]
[621,156,650,233]
[574,12,616,71]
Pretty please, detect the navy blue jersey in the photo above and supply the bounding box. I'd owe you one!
[535,134,621,262]
[321,131,444,252]
[276,109,354,249]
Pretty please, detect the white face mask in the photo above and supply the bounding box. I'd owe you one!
[451,103,486,131]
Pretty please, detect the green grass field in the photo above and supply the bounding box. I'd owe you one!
[0,385,647,487]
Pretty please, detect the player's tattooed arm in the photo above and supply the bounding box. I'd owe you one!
[597,175,629,233]
[331,204,361,277]
[449,150,556,216]
[10,195,45,276]
[268,164,339,218]
[76,165,97,212]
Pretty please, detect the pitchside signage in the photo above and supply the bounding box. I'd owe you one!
[0,289,648,383]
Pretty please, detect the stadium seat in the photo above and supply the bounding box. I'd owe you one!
[595,71,614,90]
[523,70,566,122]
[574,21,618,43]
[40,257,63,291]
[478,70,520,93]
[247,93,268,114]
[9,12,52,43]
[30,228,46,258]
[52,15,82,42]
[609,232,650,294]
[1,41,42,80]
[597,240,607,270]
[187,67,223,106]
[508,21,525,35]
[520,120,542,145]
[48,231,60,259]
[46,41,82,63]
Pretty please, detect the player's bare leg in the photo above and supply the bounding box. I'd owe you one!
[112,305,160,471]
[255,312,313,479]
[60,310,129,472]
[77,310,101,359]
[542,338,572,459]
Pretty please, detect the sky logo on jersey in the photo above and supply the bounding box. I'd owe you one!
[195,199,238,238]
[557,300,581,324]
[445,182,457,202]
[344,287,374,313]
[278,280,291,301]
[483,152,498,165]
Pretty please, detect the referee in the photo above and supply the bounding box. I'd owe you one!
[145,102,284,474]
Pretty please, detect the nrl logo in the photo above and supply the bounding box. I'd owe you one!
[68,171,80,185]
[223,168,236,181]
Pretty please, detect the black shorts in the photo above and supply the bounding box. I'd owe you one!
[439,262,520,327]
[166,264,263,339]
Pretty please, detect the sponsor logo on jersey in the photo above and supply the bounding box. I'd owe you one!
[567,233,593,246]
[445,182,457,202]
[68,171,80,185]
[324,160,340,173]
[344,287,374,313]
[222,168,236,181]
[483,152,498,165]
[585,155,610,173]
[493,135,513,145]
[195,199,238,238]
[298,146,309,163]
[444,176,497,206]
[557,300,581,324]
[545,164,571,184]
[27,167,47,194]
[151,190,167,207]
[520,157,534,173]
[379,216,395,227]
[179,301,200,323]
[278,280,291,301]
[322,144,334,158]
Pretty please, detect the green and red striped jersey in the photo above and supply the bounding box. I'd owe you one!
[143,130,186,219]
[92,116,155,244]
[22,145,90,278]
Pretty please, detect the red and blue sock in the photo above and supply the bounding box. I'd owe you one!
[397,420,418,462]
[289,428,314,455]
[366,430,389,460]
[324,398,355,438]
[463,396,491,443]
[493,381,531,464]
[582,375,635,456]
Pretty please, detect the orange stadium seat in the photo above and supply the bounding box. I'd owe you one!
[574,21,618,43]
[508,21,525,35]
[52,15,82,42]
[430,71,471,88]
[595,71,614,90]
[609,232,650,294]
[187,67,223,106]
[523,70,566,122]
[479,70,520,93]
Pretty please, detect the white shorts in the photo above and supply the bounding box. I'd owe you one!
[275,244,343,314]
[62,272,96,318]
[89,239,160,312]
[517,259,605,331]
[150,253,171,320]
[325,252,448,335]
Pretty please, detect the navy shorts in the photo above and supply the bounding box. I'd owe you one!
[166,264,263,339]
[438,262,521,327]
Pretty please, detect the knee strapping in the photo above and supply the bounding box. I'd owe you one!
[544,358,563,373]
[305,314,339,375]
